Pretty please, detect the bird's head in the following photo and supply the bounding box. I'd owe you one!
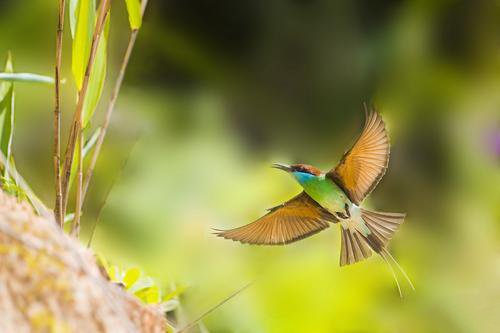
[272,163,322,185]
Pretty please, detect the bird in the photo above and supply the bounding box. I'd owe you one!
[214,104,414,296]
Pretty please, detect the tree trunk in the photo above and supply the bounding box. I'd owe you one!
[0,191,167,332]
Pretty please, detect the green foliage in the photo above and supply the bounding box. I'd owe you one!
[69,0,109,196]
[1,176,27,201]
[72,0,96,90]
[64,213,75,224]
[82,15,109,127]
[0,54,15,180]
[67,127,102,194]
[122,267,140,287]
[83,127,101,156]
[96,254,182,307]
[69,0,79,39]
[124,0,142,30]
[0,72,55,84]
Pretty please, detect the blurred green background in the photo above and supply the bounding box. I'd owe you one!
[1,0,500,332]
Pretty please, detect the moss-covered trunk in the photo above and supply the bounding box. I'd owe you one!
[0,191,166,332]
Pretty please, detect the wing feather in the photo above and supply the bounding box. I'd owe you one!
[327,105,390,205]
[215,192,336,245]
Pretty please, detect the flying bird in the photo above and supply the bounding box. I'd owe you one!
[215,105,414,296]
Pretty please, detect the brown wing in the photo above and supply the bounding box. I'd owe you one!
[327,105,390,205]
[214,192,337,245]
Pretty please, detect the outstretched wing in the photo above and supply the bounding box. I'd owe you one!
[327,105,390,205]
[214,192,337,245]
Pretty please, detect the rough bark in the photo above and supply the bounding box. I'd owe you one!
[0,190,167,332]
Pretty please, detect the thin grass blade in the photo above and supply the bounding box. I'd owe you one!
[72,0,96,90]
[124,0,142,30]
[82,14,109,127]
[68,127,101,192]
[0,54,15,179]
[69,0,79,38]
[0,72,55,84]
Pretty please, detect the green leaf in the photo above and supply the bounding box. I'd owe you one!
[67,138,81,194]
[123,267,141,288]
[82,14,109,127]
[108,265,121,281]
[72,0,96,90]
[128,276,153,293]
[124,0,142,30]
[1,176,27,200]
[0,53,13,99]
[0,72,55,84]
[82,127,101,156]
[64,213,75,223]
[67,127,102,192]
[163,285,186,301]
[0,54,15,179]
[69,0,79,39]
[0,89,14,160]
[135,286,160,304]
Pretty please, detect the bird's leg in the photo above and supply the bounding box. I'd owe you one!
[344,203,351,218]
[335,211,349,220]
[334,204,352,220]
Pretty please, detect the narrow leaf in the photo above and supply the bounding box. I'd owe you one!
[72,0,96,90]
[0,54,15,179]
[135,286,160,304]
[0,89,14,175]
[69,0,79,39]
[64,213,75,223]
[128,277,154,293]
[0,72,55,84]
[108,265,121,281]
[163,285,187,301]
[82,127,101,156]
[82,13,109,127]
[67,127,101,191]
[123,267,141,288]
[0,150,50,217]
[0,53,13,99]
[124,0,142,30]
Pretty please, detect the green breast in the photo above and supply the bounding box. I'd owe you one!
[300,175,350,213]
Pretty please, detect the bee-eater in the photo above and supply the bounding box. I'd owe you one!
[215,105,414,296]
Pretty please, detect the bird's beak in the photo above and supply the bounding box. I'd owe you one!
[272,163,292,172]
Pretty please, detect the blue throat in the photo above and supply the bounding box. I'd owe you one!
[292,171,318,185]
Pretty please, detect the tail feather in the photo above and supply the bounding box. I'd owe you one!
[382,248,415,292]
[361,209,405,247]
[338,207,414,296]
[340,227,372,266]
[380,250,403,298]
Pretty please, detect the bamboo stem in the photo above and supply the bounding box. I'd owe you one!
[53,0,66,227]
[60,0,111,218]
[82,0,149,202]
[71,128,84,237]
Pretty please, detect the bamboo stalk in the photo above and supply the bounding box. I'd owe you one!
[82,0,149,201]
[60,0,111,219]
[71,128,84,236]
[53,0,66,227]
